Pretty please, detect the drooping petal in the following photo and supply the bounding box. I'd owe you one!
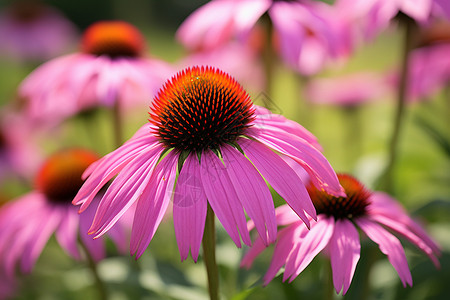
[21,204,62,273]
[200,150,251,247]
[89,146,164,237]
[130,151,178,258]
[221,144,276,245]
[248,127,344,198]
[173,153,207,262]
[79,197,106,262]
[284,216,334,282]
[328,219,360,295]
[239,138,316,227]
[240,236,268,270]
[356,218,413,287]
[261,223,305,284]
[74,131,159,211]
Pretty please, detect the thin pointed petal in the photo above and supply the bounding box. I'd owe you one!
[329,219,360,295]
[357,218,413,287]
[222,144,276,245]
[173,153,207,262]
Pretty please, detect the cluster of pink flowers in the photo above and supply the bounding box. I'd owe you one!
[0,0,447,299]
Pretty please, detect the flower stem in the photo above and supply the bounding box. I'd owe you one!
[202,204,219,300]
[112,100,123,148]
[261,13,275,106]
[344,106,362,170]
[79,237,108,300]
[381,17,416,193]
[324,260,334,300]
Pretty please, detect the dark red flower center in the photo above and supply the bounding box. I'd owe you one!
[81,21,145,58]
[35,149,99,203]
[0,129,6,150]
[307,174,371,220]
[149,66,255,152]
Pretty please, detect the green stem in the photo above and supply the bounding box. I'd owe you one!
[381,17,416,193]
[112,100,123,148]
[343,106,362,171]
[79,237,108,300]
[297,74,313,129]
[324,260,334,300]
[202,204,219,300]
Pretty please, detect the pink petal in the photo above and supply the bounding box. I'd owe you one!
[221,144,276,245]
[239,138,316,227]
[74,132,159,211]
[356,218,413,287]
[79,198,106,262]
[200,150,251,247]
[284,216,334,282]
[328,219,360,295]
[173,153,207,262]
[130,151,178,258]
[55,205,81,259]
[240,236,268,269]
[248,127,344,198]
[89,146,164,237]
[21,204,62,273]
[264,222,307,284]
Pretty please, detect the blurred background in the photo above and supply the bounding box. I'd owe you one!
[0,0,449,299]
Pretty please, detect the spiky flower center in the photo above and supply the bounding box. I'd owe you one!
[308,174,371,220]
[35,149,99,203]
[149,66,255,152]
[81,21,145,58]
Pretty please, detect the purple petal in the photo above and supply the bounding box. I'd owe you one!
[328,219,360,295]
[89,146,164,237]
[130,151,178,258]
[221,144,276,245]
[284,216,334,282]
[240,236,267,269]
[200,150,251,247]
[239,138,316,227]
[173,153,207,262]
[356,218,413,287]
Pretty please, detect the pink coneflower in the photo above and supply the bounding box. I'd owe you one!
[242,174,441,295]
[176,0,352,75]
[0,0,78,62]
[305,72,389,108]
[0,149,130,279]
[73,66,344,261]
[19,20,173,127]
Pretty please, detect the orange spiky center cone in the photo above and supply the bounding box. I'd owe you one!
[35,149,99,203]
[81,21,145,58]
[149,66,255,152]
[307,173,372,220]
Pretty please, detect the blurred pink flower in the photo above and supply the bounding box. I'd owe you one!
[242,174,441,295]
[0,1,78,62]
[335,0,449,39]
[0,110,42,181]
[0,149,131,280]
[305,72,389,107]
[19,21,173,127]
[73,66,344,262]
[176,0,353,75]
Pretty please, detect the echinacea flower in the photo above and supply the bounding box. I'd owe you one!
[0,0,78,62]
[242,174,440,295]
[19,20,173,127]
[73,66,344,261]
[176,0,352,75]
[304,72,389,107]
[0,149,130,279]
